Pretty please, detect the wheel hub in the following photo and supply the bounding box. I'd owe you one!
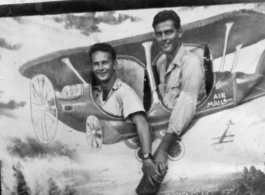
[86,115,103,151]
[40,104,49,111]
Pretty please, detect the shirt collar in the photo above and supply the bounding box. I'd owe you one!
[171,44,186,67]
[112,78,123,90]
[94,78,122,92]
[165,44,185,74]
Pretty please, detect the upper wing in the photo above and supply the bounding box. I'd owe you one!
[19,9,265,90]
[181,9,265,59]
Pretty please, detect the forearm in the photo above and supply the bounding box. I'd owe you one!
[153,133,178,176]
[167,91,197,135]
[131,113,152,154]
[137,121,152,154]
[156,133,179,153]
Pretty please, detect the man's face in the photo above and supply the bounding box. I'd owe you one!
[91,51,116,84]
[154,20,182,55]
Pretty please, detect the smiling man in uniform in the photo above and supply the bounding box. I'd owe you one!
[136,10,206,195]
[152,9,206,176]
[89,43,163,186]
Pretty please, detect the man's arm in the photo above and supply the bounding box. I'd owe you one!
[118,83,163,184]
[131,112,163,185]
[130,112,151,154]
[166,56,204,135]
[154,133,178,175]
[155,56,205,175]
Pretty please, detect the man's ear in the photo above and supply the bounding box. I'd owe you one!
[178,28,183,38]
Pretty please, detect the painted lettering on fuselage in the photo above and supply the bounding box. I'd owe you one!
[207,92,227,108]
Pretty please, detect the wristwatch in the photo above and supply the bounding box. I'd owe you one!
[142,153,153,160]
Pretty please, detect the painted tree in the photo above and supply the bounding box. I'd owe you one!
[13,166,31,195]
[235,166,265,195]
[34,181,43,195]
[61,185,79,195]
[47,178,61,195]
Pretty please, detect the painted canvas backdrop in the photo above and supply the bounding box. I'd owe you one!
[2,2,265,195]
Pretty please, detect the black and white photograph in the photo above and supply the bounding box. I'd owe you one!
[1,1,265,195]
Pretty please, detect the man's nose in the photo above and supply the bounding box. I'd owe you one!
[162,33,167,41]
[99,63,103,70]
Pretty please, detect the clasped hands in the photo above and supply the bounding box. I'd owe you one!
[142,150,168,186]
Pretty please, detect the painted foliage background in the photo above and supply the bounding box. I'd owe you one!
[2,2,265,195]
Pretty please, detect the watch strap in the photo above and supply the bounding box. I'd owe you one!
[142,153,153,160]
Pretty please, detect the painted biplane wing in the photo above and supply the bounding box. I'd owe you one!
[19,9,265,91]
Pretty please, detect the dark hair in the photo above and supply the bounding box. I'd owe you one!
[152,10,181,30]
[89,43,116,62]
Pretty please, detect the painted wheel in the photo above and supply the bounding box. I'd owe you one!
[168,140,185,161]
[30,74,58,144]
[135,147,143,162]
[124,137,140,149]
[86,115,103,151]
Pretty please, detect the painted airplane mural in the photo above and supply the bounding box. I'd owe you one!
[19,9,265,163]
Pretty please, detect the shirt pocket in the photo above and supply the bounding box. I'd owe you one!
[164,84,181,109]
[166,81,180,94]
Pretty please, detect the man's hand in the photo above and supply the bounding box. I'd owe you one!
[142,159,163,186]
[153,133,179,176]
[154,150,168,176]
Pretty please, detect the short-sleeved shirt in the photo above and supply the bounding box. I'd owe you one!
[156,44,206,135]
[93,78,145,119]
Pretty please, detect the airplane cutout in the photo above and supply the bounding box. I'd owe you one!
[18,9,265,161]
[212,120,235,145]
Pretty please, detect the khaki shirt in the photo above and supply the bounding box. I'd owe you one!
[156,44,206,135]
[93,78,145,119]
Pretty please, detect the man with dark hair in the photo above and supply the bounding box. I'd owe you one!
[136,10,206,194]
[89,43,117,64]
[152,10,181,30]
[89,43,163,186]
